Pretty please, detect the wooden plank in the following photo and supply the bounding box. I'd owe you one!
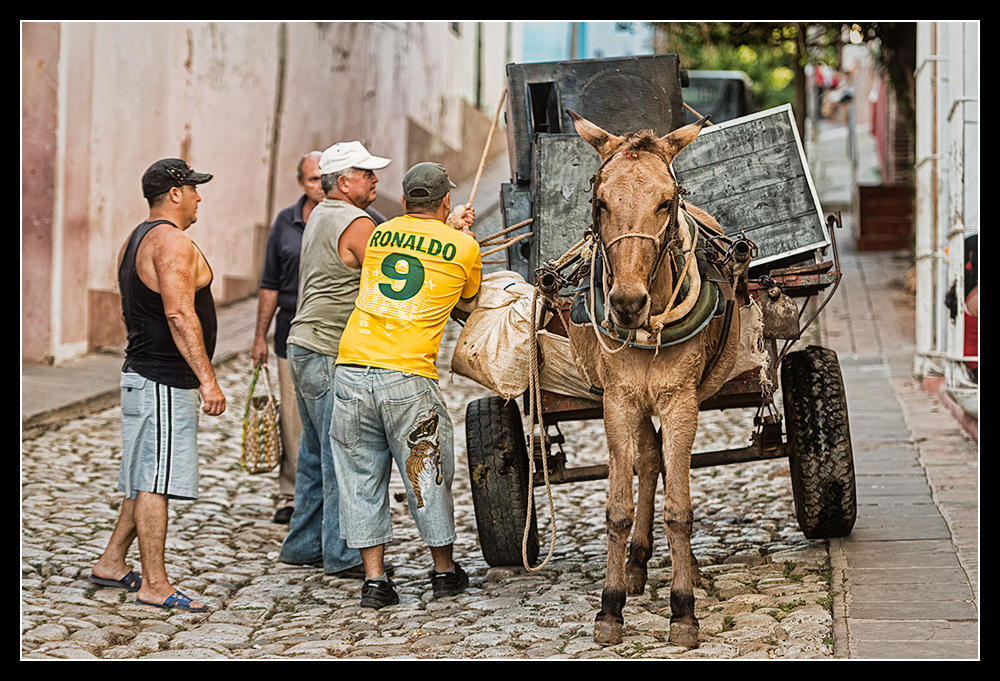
[678,144,810,198]
[680,108,798,165]
[532,135,599,266]
[673,105,829,266]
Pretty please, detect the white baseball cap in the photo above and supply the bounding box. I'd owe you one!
[318,141,391,175]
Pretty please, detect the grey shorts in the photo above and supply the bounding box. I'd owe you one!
[117,371,200,500]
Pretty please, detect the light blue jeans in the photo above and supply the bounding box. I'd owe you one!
[330,365,456,549]
[278,344,361,573]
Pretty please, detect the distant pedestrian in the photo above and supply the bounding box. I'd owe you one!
[252,151,323,524]
[90,158,225,612]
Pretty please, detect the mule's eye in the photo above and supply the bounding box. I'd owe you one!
[658,199,673,213]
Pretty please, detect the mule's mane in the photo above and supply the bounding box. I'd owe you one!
[618,129,669,166]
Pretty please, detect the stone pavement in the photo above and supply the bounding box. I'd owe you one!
[21,120,978,660]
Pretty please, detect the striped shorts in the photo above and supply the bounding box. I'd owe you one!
[117,371,200,500]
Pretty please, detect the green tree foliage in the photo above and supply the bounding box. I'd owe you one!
[649,22,814,111]
[619,22,915,139]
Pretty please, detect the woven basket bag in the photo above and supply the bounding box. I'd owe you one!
[241,362,283,474]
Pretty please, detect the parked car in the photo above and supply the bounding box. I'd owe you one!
[683,70,757,124]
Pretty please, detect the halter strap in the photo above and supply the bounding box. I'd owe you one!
[589,142,685,291]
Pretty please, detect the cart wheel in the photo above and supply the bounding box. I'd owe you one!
[780,345,857,539]
[465,396,539,567]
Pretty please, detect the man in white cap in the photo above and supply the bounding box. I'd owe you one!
[252,150,386,525]
[277,141,391,577]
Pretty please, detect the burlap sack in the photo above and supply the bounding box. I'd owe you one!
[537,330,599,400]
[727,300,772,392]
[451,270,536,399]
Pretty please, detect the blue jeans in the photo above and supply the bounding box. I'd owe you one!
[278,344,361,573]
[331,365,456,549]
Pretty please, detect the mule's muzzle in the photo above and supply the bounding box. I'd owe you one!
[608,284,650,330]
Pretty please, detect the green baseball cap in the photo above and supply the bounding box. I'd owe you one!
[402,162,456,203]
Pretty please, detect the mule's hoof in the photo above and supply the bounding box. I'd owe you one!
[625,570,647,596]
[593,620,623,646]
[669,622,699,648]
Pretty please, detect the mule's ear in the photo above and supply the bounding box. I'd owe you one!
[567,109,624,161]
[658,116,709,159]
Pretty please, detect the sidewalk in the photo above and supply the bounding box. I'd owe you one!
[21,118,978,659]
[21,296,258,434]
[805,118,979,659]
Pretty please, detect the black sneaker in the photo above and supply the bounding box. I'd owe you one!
[272,506,293,524]
[360,578,399,609]
[430,561,469,598]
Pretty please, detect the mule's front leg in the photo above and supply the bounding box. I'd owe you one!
[660,397,701,648]
[594,405,638,646]
[626,417,661,596]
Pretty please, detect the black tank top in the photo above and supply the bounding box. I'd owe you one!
[119,220,217,389]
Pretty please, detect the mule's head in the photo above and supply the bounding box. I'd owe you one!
[569,109,707,330]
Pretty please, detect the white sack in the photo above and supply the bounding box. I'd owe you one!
[451,271,536,399]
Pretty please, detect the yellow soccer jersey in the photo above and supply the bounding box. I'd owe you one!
[336,214,482,379]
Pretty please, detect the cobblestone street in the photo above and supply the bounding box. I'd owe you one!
[22,324,836,660]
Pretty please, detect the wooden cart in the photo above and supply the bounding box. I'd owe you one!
[465,55,856,567]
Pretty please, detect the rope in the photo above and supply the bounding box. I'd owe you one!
[519,235,594,572]
[647,211,701,330]
[478,218,533,246]
[480,232,533,259]
[468,88,507,207]
[522,287,559,571]
[588,237,634,355]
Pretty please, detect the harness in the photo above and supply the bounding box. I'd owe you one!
[569,209,729,350]
[532,138,756,393]
[570,139,748,350]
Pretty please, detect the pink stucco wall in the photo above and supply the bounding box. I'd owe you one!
[22,21,514,364]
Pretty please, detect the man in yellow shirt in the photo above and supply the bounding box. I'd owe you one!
[332,162,480,609]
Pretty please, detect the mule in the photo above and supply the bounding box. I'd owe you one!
[564,110,749,647]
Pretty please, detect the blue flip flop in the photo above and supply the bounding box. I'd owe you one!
[89,569,142,592]
[136,590,208,612]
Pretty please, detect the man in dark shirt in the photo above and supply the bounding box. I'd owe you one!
[252,151,324,523]
[89,159,225,612]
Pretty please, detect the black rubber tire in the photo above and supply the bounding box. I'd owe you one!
[465,396,539,567]
[780,345,857,539]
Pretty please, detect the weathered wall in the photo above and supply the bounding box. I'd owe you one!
[22,23,61,363]
[21,21,514,364]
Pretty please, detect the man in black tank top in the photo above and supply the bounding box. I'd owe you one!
[89,159,225,612]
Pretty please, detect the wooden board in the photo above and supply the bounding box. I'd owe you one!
[672,104,830,266]
[502,104,830,282]
[504,54,685,184]
[531,134,599,270]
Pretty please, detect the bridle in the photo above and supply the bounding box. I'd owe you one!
[587,144,700,342]
[588,146,686,293]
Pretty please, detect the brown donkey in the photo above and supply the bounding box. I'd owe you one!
[565,110,750,647]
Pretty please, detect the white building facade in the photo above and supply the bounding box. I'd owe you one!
[913,22,979,416]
